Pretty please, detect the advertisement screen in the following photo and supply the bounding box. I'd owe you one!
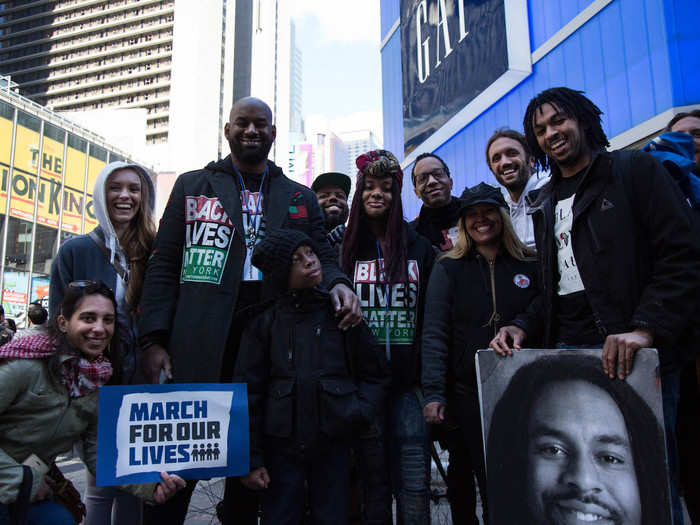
[10,112,41,222]
[85,144,107,232]
[62,134,87,234]
[0,101,14,215]
[36,123,65,228]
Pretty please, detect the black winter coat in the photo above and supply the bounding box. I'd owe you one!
[513,150,700,367]
[139,157,351,382]
[422,250,538,403]
[348,224,435,392]
[234,288,388,469]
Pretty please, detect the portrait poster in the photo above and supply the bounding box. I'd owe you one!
[97,383,249,486]
[476,348,672,525]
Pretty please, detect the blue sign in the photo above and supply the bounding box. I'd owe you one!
[96,383,249,486]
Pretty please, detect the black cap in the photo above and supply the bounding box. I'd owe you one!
[252,229,318,291]
[459,182,507,212]
[311,172,351,197]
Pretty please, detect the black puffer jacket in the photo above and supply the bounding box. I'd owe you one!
[422,250,538,403]
[512,150,700,367]
[234,288,388,469]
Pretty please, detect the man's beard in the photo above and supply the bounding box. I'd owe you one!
[229,137,273,165]
[323,207,348,230]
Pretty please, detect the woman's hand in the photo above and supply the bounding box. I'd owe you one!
[153,472,186,504]
[241,467,270,490]
[490,325,527,356]
[423,402,446,424]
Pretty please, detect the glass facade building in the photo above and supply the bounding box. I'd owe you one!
[0,80,142,322]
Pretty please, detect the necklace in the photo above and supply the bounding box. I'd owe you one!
[376,241,391,362]
[233,164,268,248]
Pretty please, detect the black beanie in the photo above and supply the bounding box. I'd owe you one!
[252,229,318,291]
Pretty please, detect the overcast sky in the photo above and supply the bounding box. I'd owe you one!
[289,0,384,141]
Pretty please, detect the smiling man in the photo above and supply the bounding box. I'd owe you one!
[490,87,700,525]
[409,152,461,252]
[486,353,670,525]
[311,171,351,254]
[486,129,549,248]
[138,96,361,525]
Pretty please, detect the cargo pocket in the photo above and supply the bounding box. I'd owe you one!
[319,378,360,437]
[264,379,295,437]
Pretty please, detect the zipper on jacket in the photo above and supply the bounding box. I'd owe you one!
[288,328,294,368]
[482,259,501,338]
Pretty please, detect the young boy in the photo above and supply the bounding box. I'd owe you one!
[235,229,388,525]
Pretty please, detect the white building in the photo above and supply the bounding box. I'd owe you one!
[339,129,380,179]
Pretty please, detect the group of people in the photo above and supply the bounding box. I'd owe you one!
[0,85,697,525]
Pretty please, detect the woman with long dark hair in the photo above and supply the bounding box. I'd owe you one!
[421,182,539,523]
[49,161,156,525]
[0,281,183,525]
[341,150,434,524]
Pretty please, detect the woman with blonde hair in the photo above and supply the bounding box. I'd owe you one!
[49,161,156,525]
[421,182,539,524]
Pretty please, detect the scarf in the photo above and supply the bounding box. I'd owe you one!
[0,334,113,398]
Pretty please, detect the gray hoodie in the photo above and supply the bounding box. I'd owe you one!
[91,161,155,313]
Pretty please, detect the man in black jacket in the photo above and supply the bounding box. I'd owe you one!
[491,87,700,525]
[409,152,474,524]
[409,152,461,251]
[138,97,362,525]
[312,171,351,252]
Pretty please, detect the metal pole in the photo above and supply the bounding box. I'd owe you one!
[0,107,18,295]
[26,119,45,313]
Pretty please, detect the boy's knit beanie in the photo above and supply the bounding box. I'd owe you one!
[252,229,318,290]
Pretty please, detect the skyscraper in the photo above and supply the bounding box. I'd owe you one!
[340,129,380,177]
[0,0,292,173]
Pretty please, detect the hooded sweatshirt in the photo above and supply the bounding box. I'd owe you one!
[49,161,155,382]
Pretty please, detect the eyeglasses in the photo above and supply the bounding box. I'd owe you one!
[414,169,449,186]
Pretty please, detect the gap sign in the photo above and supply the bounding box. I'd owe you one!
[400,0,531,160]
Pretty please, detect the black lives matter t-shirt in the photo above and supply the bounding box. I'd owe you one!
[553,169,603,345]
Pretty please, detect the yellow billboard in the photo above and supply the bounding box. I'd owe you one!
[61,134,87,234]
[10,112,41,223]
[36,123,64,228]
[0,101,14,215]
[84,145,107,232]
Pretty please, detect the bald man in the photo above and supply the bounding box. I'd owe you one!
[139,97,361,525]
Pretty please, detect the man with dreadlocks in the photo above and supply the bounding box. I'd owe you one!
[490,87,700,525]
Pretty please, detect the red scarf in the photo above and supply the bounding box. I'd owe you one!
[0,334,113,398]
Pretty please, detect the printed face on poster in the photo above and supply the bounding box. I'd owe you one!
[476,348,672,525]
[97,383,249,486]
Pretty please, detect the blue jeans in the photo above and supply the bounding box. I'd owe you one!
[84,471,142,525]
[0,501,76,525]
[358,389,431,525]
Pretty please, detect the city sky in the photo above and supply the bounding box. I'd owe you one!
[290,0,383,141]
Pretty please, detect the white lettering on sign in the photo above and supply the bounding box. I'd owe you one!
[415,0,471,84]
